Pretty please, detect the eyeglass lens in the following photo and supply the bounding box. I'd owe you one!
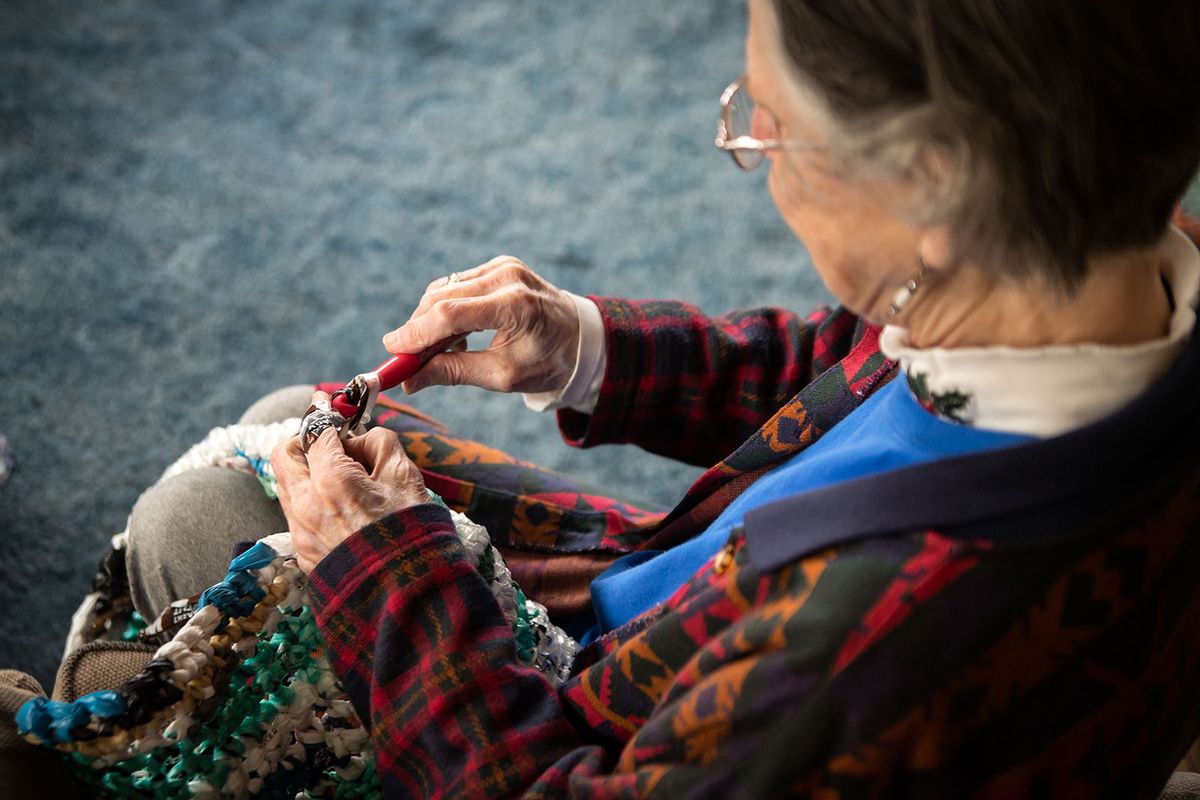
[727,83,762,170]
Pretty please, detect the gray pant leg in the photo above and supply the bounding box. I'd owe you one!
[237,384,313,425]
[126,468,288,619]
[125,384,312,620]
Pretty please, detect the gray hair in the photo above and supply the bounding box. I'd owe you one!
[770,0,1200,291]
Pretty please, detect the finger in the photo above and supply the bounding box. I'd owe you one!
[305,428,366,491]
[299,390,334,423]
[402,348,518,393]
[342,427,405,476]
[385,258,533,345]
[427,255,525,298]
[271,440,308,519]
[287,521,322,574]
[305,430,388,518]
[300,390,344,453]
[271,438,311,484]
[383,291,520,356]
[408,259,510,323]
[345,430,426,502]
[274,473,292,507]
[461,254,525,279]
[308,426,349,462]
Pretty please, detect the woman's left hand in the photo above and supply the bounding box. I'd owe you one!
[271,393,430,572]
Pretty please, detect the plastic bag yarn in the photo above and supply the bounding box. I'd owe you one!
[24,532,376,799]
[19,420,580,799]
[61,420,303,661]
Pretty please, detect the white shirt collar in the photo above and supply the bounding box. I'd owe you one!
[880,227,1200,438]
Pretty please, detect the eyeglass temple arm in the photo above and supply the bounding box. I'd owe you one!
[714,133,781,152]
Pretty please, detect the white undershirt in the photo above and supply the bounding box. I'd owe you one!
[880,227,1200,436]
[521,292,608,413]
[525,227,1200,439]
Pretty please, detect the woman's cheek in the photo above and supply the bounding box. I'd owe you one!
[768,165,829,263]
[768,157,830,243]
[767,159,800,224]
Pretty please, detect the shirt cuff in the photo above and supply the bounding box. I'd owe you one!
[522,292,607,414]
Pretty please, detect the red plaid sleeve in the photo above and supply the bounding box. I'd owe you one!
[308,506,632,798]
[304,506,940,799]
[556,297,859,466]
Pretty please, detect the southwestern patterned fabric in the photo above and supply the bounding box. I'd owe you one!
[308,222,1200,799]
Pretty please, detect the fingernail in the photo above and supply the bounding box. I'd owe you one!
[382,332,399,349]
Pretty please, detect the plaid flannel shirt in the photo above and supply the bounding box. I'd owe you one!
[308,221,1200,799]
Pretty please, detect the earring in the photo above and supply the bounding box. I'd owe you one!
[887,259,929,317]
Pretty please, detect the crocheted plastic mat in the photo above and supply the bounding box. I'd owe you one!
[19,421,579,799]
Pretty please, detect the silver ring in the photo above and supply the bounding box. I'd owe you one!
[299,404,346,454]
[447,272,461,284]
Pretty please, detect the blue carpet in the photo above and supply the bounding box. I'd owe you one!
[0,0,830,688]
[1,1,1196,692]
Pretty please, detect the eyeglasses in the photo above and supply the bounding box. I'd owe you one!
[715,75,823,171]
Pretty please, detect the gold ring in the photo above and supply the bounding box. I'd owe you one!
[447,272,461,284]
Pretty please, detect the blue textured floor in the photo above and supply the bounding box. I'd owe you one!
[0,0,831,688]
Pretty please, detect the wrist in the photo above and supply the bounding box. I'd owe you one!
[307,503,457,603]
[314,503,454,572]
[523,293,606,413]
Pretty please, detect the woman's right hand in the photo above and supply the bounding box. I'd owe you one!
[382,256,580,396]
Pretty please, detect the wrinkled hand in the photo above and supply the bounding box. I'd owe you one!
[382,256,579,395]
[271,393,430,572]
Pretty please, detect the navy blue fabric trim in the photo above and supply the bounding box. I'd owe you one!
[744,322,1200,573]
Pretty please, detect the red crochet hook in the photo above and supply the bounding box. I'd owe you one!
[329,354,420,418]
[330,334,467,424]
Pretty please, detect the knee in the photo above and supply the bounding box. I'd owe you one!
[126,467,288,617]
[238,384,314,425]
[131,467,251,545]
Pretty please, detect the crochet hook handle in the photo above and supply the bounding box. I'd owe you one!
[330,335,468,418]
[372,332,471,392]
[373,352,426,391]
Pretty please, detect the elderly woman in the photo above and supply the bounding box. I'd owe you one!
[15,0,1200,796]
[259,0,1198,791]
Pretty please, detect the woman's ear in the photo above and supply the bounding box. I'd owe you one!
[917,225,955,273]
[909,140,964,273]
